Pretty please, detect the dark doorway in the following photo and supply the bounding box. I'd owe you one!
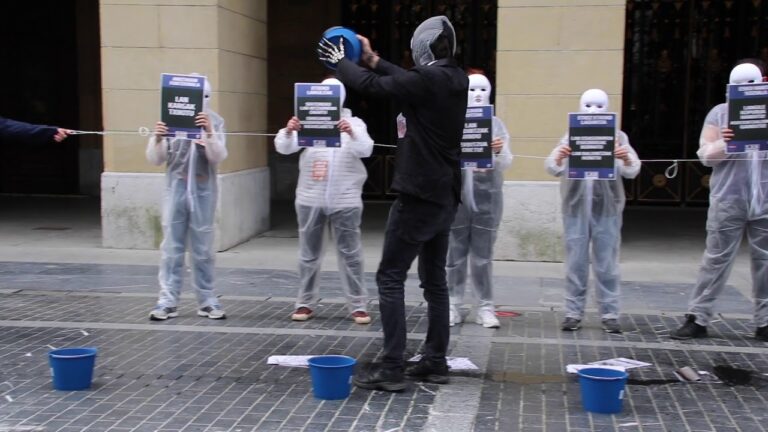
[341,0,498,200]
[623,0,768,205]
[0,0,102,196]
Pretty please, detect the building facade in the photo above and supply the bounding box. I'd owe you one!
[4,1,765,261]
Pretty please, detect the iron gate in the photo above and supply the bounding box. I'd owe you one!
[624,0,768,205]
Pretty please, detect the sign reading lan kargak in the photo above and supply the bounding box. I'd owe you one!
[294,83,341,147]
[567,113,616,180]
[727,82,768,153]
[460,105,494,169]
[161,73,205,139]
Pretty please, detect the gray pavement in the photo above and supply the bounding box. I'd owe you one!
[0,196,766,432]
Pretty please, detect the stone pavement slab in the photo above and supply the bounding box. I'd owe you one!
[0,262,766,432]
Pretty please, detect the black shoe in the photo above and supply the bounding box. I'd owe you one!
[670,314,708,340]
[756,325,768,342]
[405,358,449,384]
[601,319,622,334]
[353,365,407,392]
[561,317,581,331]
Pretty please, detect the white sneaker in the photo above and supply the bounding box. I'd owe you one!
[149,306,178,321]
[475,307,500,328]
[197,305,226,319]
[449,304,462,327]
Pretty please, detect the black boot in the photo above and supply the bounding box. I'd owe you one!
[353,365,407,392]
[670,314,708,340]
[756,325,768,342]
[405,357,449,384]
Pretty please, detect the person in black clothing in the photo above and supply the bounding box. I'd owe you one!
[319,15,468,391]
[0,116,70,143]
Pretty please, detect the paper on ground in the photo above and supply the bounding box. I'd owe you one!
[267,355,314,368]
[566,364,626,374]
[408,354,479,370]
[268,355,479,370]
[566,357,652,374]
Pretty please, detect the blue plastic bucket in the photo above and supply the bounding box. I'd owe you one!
[320,26,362,69]
[577,367,628,414]
[49,347,97,391]
[308,355,356,400]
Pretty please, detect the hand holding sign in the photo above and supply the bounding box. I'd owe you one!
[721,127,734,142]
[154,121,168,139]
[195,112,212,135]
[491,137,503,154]
[613,145,630,164]
[338,118,354,138]
[286,116,302,133]
[555,145,572,166]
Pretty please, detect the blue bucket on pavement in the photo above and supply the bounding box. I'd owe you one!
[308,355,356,400]
[49,347,98,391]
[577,367,628,414]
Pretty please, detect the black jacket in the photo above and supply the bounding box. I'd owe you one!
[337,57,468,205]
[0,116,57,144]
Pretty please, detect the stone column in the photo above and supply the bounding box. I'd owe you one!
[494,0,626,261]
[99,0,269,251]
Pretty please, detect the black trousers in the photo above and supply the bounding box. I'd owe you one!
[376,193,458,370]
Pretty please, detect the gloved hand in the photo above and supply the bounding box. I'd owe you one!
[317,37,346,65]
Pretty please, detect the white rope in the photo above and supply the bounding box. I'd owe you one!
[65,128,768,179]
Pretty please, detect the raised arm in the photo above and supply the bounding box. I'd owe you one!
[544,134,570,177]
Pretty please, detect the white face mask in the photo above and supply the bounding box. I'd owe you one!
[729,63,763,84]
[467,74,491,107]
[579,89,609,113]
[321,77,346,107]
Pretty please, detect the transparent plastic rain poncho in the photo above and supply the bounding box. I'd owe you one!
[447,117,512,308]
[274,103,373,312]
[146,109,227,309]
[544,129,640,320]
[687,103,768,327]
[410,15,456,66]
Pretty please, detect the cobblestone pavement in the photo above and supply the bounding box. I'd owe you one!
[0,262,766,432]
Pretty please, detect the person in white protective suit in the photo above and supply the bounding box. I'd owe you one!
[274,78,374,324]
[544,89,641,334]
[671,61,768,341]
[446,73,512,328]
[146,76,228,321]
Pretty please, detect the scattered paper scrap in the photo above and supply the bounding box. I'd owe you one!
[589,358,652,369]
[408,355,479,370]
[566,364,626,374]
[566,358,651,374]
[267,355,479,370]
[267,355,313,368]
